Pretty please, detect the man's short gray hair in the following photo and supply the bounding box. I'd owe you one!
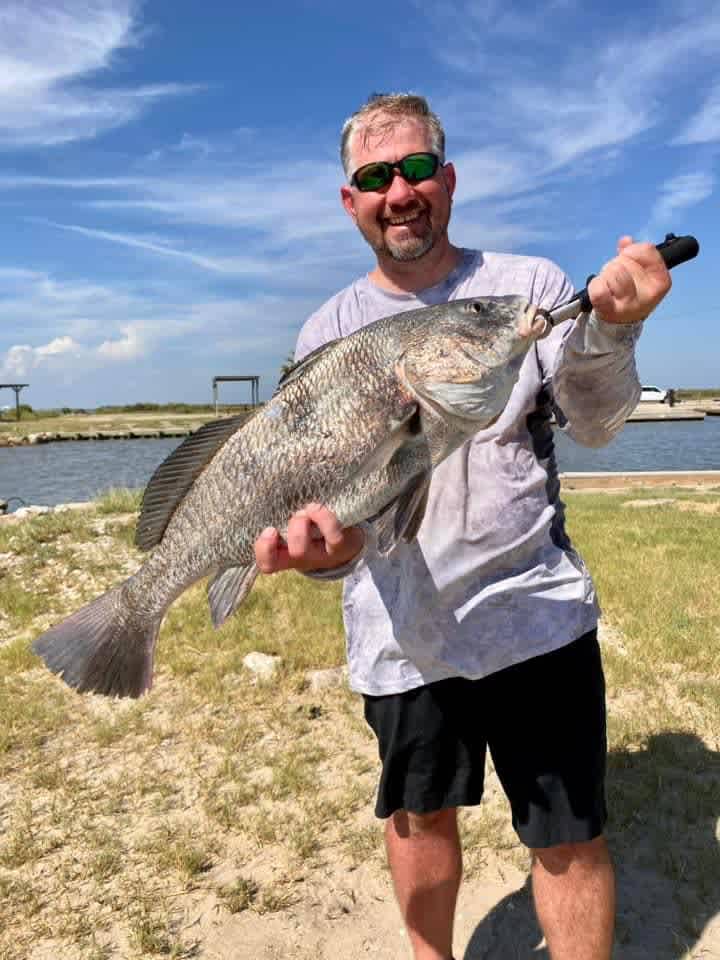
[340,93,446,180]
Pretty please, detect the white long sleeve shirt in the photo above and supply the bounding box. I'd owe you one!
[296,249,642,695]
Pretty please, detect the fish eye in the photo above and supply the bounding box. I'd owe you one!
[470,301,483,314]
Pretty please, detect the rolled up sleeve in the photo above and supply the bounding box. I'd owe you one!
[540,311,643,448]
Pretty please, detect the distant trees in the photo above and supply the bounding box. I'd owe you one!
[279,352,295,380]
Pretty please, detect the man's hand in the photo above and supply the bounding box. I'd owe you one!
[254,503,366,575]
[588,236,671,325]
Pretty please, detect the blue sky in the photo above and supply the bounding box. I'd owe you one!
[0,0,718,409]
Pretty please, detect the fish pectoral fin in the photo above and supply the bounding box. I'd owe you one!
[352,403,421,479]
[208,563,259,628]
[374,471,431,556]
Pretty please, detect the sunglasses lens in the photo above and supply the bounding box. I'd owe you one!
[399,153,438,182]
[352,154,440,191]
[354,162,392,192]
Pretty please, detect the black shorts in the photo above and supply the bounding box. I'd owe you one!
[363,630,607,849]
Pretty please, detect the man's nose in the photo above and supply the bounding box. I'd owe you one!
[385,170,416,204]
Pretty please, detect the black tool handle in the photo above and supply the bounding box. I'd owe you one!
[655,232,700,269]
[578,233,700,311]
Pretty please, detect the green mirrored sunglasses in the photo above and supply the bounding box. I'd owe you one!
[351,152,440,192]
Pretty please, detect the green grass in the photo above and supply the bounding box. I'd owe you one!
[216,876,259,913]
[0,508,97,552]
[0,406,255,438]
[0,675,70,764]
[564,489,720,676]
[0,579,48,634]
[95,486,144,514]
[157,572,345,695]
[0,485,717,957]
[676,388,720,400]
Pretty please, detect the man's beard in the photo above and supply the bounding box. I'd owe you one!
[382,230,436,262]
[361,205,450,263]
[365,221,438,262]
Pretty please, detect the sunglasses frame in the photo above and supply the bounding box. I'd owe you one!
[350,152,441,192]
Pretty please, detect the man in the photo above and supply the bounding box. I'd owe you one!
[255,93,671,960]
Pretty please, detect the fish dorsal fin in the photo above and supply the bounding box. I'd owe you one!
[374,471,431,556]
[135,414,247,551]
[208,563,259,627]
[275,338,340,392]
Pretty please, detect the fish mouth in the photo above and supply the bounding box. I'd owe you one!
[518,303,549,339]
[458,346,493,371]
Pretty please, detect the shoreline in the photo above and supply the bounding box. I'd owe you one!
[0,426,196,447]
[3,470,720,519]
[2,401,719,447]
[560,469,720,490]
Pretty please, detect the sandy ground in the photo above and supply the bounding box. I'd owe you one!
[156,656,720,960]
[155,812,720,959]
[13,620,720,960]
[3,496,720,959]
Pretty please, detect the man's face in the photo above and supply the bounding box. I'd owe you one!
[341,117,456,263]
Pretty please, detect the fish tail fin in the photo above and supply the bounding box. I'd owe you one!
[32,586,160,698]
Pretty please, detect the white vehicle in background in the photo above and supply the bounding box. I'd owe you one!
[639,385,669,403]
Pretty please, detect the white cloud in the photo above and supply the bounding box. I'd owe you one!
[425,2,720,174]
[2,344,35,378]
[0,327,148,380]
[0,266,44,283]
[0,175,141,189]
[0,1,200,147]
[0,159,351,247]
[0,265,320,398]
[38,335,78,357]
[97,324,145,359]
[43,220,278,275]
[649,172,715,225]
[452,147,536,205]
[674,83,720,144]
[1,336,82,377]
[87,166,349,241]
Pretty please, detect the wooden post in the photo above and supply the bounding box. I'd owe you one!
[211,376,260,412]
[0,384,29,421]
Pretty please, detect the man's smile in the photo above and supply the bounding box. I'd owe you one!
[384,209,427,227]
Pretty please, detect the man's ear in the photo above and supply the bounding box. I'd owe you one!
[341,185,358,222]
[442,162,456,201]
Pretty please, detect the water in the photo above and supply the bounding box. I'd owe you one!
[1,420,719,512]
[554,417,720,473]
[0,437,182,511]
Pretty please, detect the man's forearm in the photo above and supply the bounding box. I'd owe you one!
[550,311,643,448]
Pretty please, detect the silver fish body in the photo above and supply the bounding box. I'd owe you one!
[32,295,546,697]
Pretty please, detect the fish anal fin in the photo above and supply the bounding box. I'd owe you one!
[208,563,259,628]
[400,478,430,545]
[135,414,247,552]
